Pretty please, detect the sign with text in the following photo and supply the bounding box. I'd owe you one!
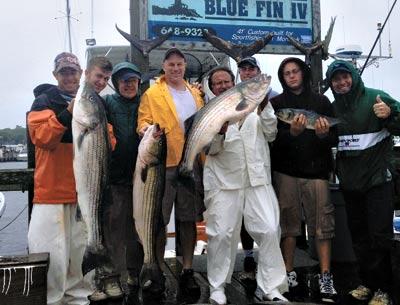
[147,0,314,50]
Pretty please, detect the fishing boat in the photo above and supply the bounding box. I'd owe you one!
[16,151,28,162]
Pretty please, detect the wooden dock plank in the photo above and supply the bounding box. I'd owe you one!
[0,168,34,192]
[0,253,49,305]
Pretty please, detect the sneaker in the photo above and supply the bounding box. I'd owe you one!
[243,256,257,272]
[210,288,227,305]
[239,270,257,295]
[88,288,108,301]
[318,272,338,303]
[349,285,372,301]
[126,284,140,305]
[368,290,392,305]
[287,270,299,288]
[179,269,200,298]
[262,288,289,302]
[104,278,124,299]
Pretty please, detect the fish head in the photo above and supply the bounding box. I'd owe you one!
[240,74,271,104]
[140,124,167,166]
[73,81,103,129]
[276,108,296,122]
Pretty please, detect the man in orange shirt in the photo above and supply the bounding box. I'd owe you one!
[138,48,204,299]
[28,52,92,305]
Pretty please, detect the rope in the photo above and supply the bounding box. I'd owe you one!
[0,204,28,232]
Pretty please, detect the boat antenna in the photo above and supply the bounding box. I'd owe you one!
[387,0,393,57]
[55,0,80,52]
[360,0,397,75]
[66,0,72,52]
[90,0,94,39]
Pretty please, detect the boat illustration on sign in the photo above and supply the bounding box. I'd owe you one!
[152,0,202,19]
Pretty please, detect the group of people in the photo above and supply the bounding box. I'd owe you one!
[27,46,399,305]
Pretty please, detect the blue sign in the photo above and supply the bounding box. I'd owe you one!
[148,0,314,46]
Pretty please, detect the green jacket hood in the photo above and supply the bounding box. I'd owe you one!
[326,60,364,102]
[111,62,142,94]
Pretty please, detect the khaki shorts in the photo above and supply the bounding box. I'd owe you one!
[162,165,205,225]
[273,172,335,240]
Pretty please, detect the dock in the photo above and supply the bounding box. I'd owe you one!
[85,249,377,305]
[1,245,399,305]
[0,253,49,305]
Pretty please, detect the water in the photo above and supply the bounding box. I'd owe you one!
[0,162,29,256]
[0,161,176,257]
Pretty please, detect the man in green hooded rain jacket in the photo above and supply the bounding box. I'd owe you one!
[326,60,400,305]
[102,61,144,303]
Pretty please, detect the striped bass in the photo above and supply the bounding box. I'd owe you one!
[133,124,167,293]
[178,73,271,177]
[276,108,341,129]
[72,81,112,276]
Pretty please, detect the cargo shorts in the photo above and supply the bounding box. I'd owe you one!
[273,171,335,240]
[162,164,205,225]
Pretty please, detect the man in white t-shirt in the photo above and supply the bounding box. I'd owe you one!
[137,48,205,300]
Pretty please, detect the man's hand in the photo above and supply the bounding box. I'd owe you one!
[290,114,307,136]
[67,99,75,114]
[218,121,229,135]
[139,125,149,137]
[315,117,330,138]
[191,82,205,97]
[373,95,391,119]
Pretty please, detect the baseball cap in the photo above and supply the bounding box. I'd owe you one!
[237,56,260,69]
[118,70,142,81]
[329,61,352,75]
[54,52,81,73]
[163,47,186,61]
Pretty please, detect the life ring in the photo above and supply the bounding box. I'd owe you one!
[0,192,5,218]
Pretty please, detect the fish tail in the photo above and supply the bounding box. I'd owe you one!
[140,263,165,294]
[81,246,111,276]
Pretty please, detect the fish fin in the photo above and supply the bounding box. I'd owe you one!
[235,99,249,111]
[141,166,148,183]
[183,113,196,137]
[176,163,193,182]
[76,129,88,149]
[82,246,111,276]
[176,170,196,191]
[332,118,342,126]
[203,143,211,155]
[75,204,82,222]
[140,263,165,294]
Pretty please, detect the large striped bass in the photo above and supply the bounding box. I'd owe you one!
[133,124,167,293]
[72,81,112,276]
[178,73,271,177]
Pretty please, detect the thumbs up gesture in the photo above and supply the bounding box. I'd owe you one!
[373,95,391,119]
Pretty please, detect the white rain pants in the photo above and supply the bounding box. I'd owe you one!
[28,204,92,305]
[205,184,288,295]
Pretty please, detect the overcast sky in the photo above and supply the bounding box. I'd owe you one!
[0,0,399,129]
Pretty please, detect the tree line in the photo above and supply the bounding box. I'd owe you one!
[0,126,27,145]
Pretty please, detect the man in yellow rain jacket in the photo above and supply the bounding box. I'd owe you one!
[138,47,204,299]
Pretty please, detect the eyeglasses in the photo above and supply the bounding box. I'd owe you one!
[283,68,301,77]
[212,80,233,87]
